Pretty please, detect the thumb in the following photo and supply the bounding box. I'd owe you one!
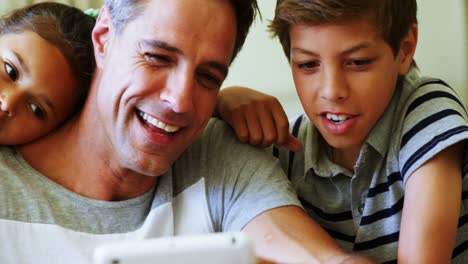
[282,134,302,152]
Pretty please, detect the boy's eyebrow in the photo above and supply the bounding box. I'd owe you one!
[139,39,228,78]
[291,42,372,56]
[12,51,29,75]
[341,43,372,56]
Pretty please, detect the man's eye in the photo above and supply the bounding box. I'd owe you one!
[197,72,222,90]
[144,53,172,65]
[4,62,18,81]
[29,103,46,120]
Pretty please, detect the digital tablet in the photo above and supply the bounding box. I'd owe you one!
[93,232,256,264]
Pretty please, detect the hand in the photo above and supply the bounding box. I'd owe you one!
[256,257,276,264]
[325,255,376,264]
[216,86,302,152]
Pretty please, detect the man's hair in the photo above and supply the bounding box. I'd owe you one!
[0,2,96,109]
[269,0,417,60]
[104,0,259,63]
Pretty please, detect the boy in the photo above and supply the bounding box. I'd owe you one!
[217,0,468,262]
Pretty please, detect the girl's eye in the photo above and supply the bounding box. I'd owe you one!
[298,61,320,71]
[29,103,46,120]
[5,62,18,81]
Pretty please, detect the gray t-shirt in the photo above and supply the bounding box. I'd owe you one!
[0,118,301,264]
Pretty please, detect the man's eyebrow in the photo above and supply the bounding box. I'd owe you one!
[139,39,228,78]
[140,39,182,54]
[12,51,29,75]
[37,94,56,115]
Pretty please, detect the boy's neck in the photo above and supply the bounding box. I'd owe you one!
[331,146,361,173]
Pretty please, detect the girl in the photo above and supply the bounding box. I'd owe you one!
[0,2,95,144]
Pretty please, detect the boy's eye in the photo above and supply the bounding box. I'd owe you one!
[29,103,46,120]
[4,62,18,81]
[347,59,372,67]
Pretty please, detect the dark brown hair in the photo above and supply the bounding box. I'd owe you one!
[104,0,259,63]
[269,0,417,59]
[0,2,96,108]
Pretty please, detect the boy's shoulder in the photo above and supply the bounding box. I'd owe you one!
[391,66,468,182]
[401,66,462,105]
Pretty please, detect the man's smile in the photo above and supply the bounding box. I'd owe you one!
[136,109,180,133]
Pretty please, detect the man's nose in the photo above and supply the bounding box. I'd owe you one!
[319,67,350,103]
[0,88,22,117]
[160,70,195,114]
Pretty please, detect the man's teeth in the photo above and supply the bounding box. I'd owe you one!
[138,111,180,133]
[326,113,351,124]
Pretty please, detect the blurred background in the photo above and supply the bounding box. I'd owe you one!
[1,0,466,118]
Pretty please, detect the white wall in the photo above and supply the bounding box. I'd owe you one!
[415,0,468,105]
[223,0,468,117]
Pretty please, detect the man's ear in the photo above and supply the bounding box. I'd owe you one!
[92,5,113,68]
[398,23,418,75]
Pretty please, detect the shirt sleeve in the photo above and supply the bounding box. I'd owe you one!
[398,81,468,184]
[201,118,302,232]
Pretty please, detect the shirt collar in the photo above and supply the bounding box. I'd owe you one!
[303,120,352,178]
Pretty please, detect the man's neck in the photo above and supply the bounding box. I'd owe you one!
[16,113,157,201]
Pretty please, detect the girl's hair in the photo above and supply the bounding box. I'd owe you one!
[269,0,417,60]
[0,2,96,109]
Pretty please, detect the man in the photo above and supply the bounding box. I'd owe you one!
[0,0,370,263]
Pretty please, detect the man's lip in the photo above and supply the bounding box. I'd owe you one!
[136,109,182,133]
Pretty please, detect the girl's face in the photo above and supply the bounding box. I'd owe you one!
[0,31,78,145]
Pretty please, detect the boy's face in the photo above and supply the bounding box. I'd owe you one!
[289,19,414,154]
[0,31,78,145]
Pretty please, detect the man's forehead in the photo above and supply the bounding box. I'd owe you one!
[122,0,237,58]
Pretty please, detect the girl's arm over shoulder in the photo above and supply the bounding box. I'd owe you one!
[215,86,302,151]
[399,142,465,263]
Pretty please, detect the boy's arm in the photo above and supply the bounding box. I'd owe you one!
[399,142,464,263]
[215,86,302,151]
[243,206,375,264]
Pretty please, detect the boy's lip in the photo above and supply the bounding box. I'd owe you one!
[319,111,358,135]
[319,111,355,116]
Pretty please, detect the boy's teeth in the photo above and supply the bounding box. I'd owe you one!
[326,113,350,123]
[138,111,180,133]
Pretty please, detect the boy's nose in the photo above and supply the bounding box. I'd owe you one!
[320,69,349,102]
[0,89,22,117]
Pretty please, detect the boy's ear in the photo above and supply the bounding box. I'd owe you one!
[92,5,113,68]
[397,23,418,75]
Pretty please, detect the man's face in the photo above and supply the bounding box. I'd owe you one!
[95,0,237,176]
[289,19,412,155]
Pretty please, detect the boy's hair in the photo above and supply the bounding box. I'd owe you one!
[104,0,259,63]
[269,0,417,60]
[0,2,96,109]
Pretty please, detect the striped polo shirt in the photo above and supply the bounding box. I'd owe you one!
[274,66,468,263]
